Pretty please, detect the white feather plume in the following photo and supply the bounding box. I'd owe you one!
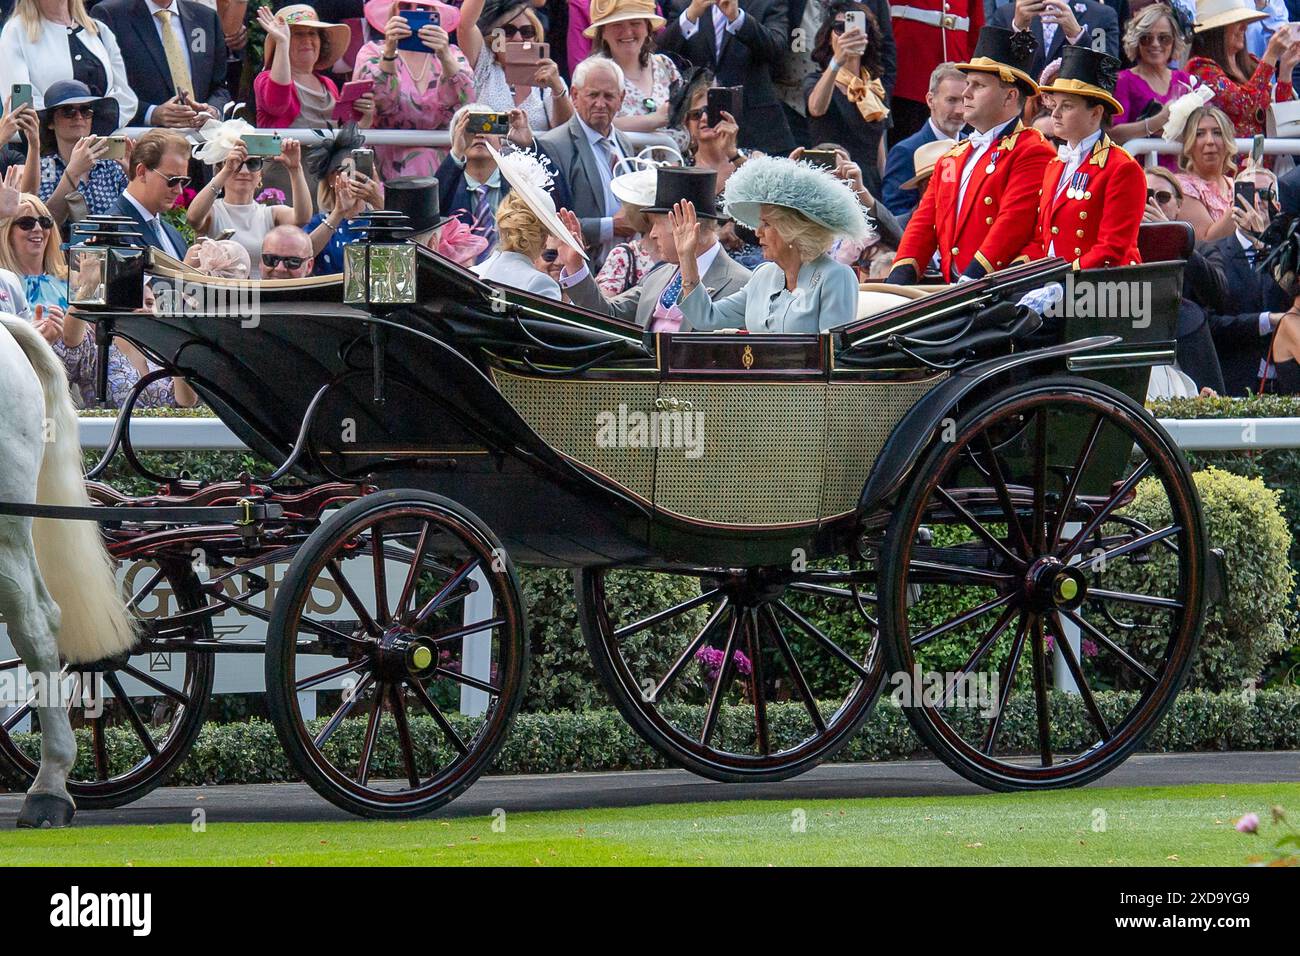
[191,117,259,165]
[1161,84,1214,143]
[498,149,556,193]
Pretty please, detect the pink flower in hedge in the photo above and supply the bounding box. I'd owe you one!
[1235,813,1260,834]
[257,187,287,205]
[171,186,197,209]
[694,647,753,681]
[1044,632,1055,651]
[1082,638,1099,657]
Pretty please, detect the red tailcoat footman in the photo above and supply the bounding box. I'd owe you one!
[890,0,985,106]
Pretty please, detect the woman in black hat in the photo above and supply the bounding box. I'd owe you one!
[35,79,125,224]
[456,0,573,131]
[303,124,386,275]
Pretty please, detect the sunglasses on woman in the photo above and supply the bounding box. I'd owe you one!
[146,167,191,190]
[13,215,54,231]
[685,107,706,123]
[494,22,537,40]
[1139,33,1174,47]
[55,105,94,119]
[262,253,306,270]
[241,157,265,173]
[1147,188,1175,204]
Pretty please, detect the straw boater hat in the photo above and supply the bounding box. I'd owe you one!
[956,26,1040,97]
[1193,0,1266,33]
[363,0,461,37]
[901,138,958,190]
[264,4,353,72]
[486,145,588,259]
[1036,45,1125,115]
[583,0,666,38]
[722,155,873,242]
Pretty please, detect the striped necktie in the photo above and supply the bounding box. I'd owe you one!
[470,185,497,264]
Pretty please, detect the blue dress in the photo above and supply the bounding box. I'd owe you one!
[306,210,365,276]
[678,254,860,333]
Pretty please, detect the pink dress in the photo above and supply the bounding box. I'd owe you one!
[1178,172,1233,223]
[567,0,593,76]
[1113,68,1193,172]
[352,41,475,179]
[254,71,341,128]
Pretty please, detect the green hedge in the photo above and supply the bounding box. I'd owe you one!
[13,690,1299,785]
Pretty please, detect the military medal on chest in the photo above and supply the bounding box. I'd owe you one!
[985,149,1001,176]
[1068,170,1090,201]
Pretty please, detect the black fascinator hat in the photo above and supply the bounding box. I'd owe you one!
[306,123,367,181]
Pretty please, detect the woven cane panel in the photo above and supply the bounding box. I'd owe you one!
[821,376,945,517]
[493,370,658,499]
[654,383,826,525]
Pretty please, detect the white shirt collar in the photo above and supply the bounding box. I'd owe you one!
[1237,229,1259,252]
[1059,129,1104,164]
[465,167,502,191]
[124,191,160,224]
[696,241,721,278]
[146,0,178,17]
[927,118,952,141]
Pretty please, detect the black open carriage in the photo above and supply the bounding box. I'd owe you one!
[0,216,1219,817]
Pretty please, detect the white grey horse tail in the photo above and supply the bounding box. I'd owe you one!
[0,316,136,664]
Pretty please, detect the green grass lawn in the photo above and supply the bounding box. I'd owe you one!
[0,782,1293,866]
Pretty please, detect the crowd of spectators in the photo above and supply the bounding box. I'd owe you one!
[3,0,1300,401]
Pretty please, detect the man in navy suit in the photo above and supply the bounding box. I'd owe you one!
[91,0,231,127]
[881,63,967,216]
[658,0,795,155]
[436,106,515,262]
[111,130,191,260]
[990,0,1119,79]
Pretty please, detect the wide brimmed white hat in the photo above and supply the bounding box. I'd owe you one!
[487,145,587,260]
[1194,0,1266,33]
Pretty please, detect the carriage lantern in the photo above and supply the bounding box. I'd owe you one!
[343,211,419,306]
[66,217,148,311]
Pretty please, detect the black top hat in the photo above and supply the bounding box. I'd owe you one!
[38,80,119,156]
[384,177,454,235]
[957,27,1039,96]
[1037,45,1124,115]
[644,166,724,220]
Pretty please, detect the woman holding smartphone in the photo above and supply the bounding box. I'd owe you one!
[1110,4,1195,169]
[255,5,377,129]
[805,3,891,195]
[303,127,385,275]
[352,0,476,178]
[457,0,572,131]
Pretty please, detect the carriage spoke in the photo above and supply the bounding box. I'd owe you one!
[119,663,190,704]
[1047,612,1112,742]
[413,559,481,628]
[1029,616,1052,767]
[427,618,505,646]
[104,672,158,758]
[327,559,381,637]
[0,658,23,671]
[935,487,1025,569]
[982,614,1029,755]
[939,602,1019,709]
[979,431,1032,557]
[356,682,385,786]
[295,658,367,692]
[613,588,721,640]
[388,683,421,788]
[370,524,391,625]
[651,599,729,703]
[1089,525,1182,567]
[90,697,109,782]
[905,560,1015,586]
[700,612,741,747]
[407,677,469,756]
[1050,413,1106,545]
[395,522,432,625]
[1059,607,1158,685]
[775,601,872,680]
[908,591,1017,649]
[763,604,827,734]
[64,672,81,713]
[314,672,374,749]
[433,666,499,696]
[1031,410,1047,555]
[1061,461,1152,560]
[1088,588,1182,610]
[125,566,166,613]
[788,581,877,602]
[745,609,770,757]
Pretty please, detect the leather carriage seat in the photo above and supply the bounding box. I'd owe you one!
[149,250,344,291]
[855,282,937,321]
[1136,221,1194,264]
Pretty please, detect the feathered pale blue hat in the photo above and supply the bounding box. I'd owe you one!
[722,156,873,243]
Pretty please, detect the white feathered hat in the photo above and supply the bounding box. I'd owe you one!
[487,145,587,260]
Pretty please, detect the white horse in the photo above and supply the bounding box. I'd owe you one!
[0,315,136,827]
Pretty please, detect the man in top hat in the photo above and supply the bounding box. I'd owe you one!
[385,176,455,247]
[1018,45,1144,269]
[888,26,1056,285]
[557,166,752,329]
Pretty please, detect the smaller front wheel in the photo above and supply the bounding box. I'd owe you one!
[265,490,528,818]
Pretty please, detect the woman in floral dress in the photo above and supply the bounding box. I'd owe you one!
[353,1,475,178]
[585,0,680,134]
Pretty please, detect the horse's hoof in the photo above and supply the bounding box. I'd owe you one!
[16,792,75,829]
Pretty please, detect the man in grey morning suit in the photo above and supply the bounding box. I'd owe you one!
[557,167,751,329]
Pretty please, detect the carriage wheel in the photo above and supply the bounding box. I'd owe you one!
[0,561,213,808]
[576,560,885,782]
[878,376,1205,791]
[265,490,528,818]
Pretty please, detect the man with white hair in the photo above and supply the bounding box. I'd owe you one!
[535,56,637,267]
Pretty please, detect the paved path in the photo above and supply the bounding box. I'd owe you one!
[1,751,1297,825]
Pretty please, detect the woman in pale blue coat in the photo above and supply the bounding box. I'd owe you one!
[669,155,874,333]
